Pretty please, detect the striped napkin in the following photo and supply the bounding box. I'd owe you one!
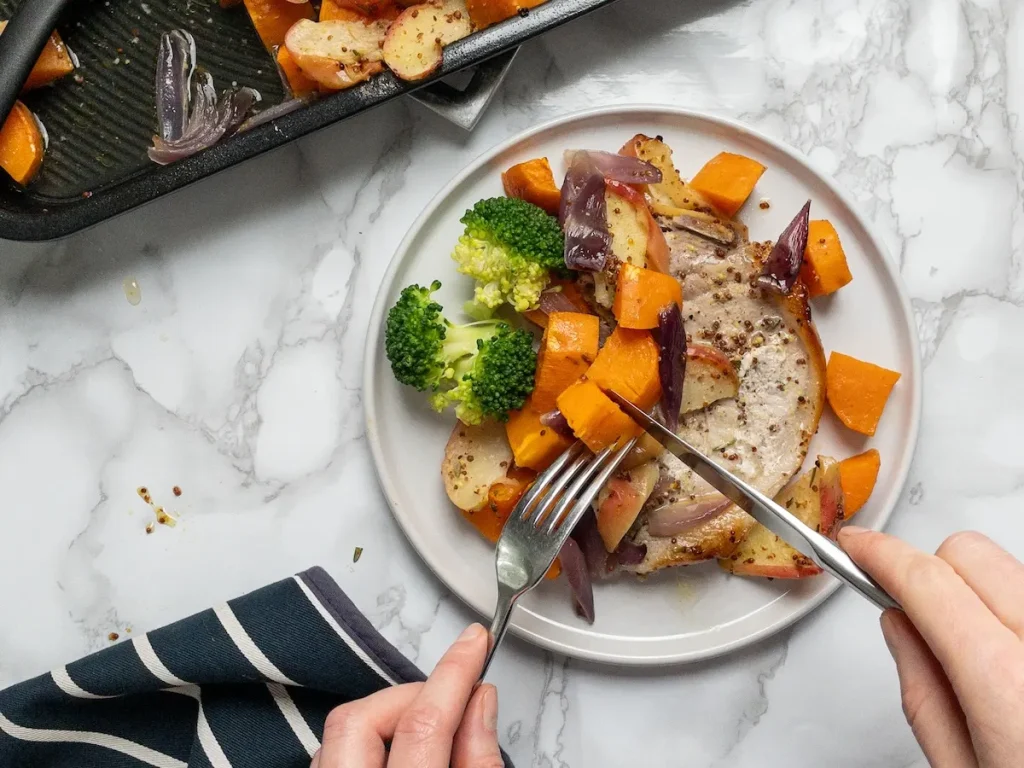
[0,567,512,767]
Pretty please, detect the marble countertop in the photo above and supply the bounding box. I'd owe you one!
[2,0,1021,764]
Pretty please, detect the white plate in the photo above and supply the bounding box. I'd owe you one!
[363,106,922,665]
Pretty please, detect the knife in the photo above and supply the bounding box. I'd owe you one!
[607,391,900,612]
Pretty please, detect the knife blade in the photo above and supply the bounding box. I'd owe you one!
[605,391,901,611]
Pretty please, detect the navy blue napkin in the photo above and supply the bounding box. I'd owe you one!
[0,568,512,767]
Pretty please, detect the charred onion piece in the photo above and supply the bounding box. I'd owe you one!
[539,409,574,438]
[657,303,686,432]
[646,496,731,537]
[564,149,662,185]
[669,211,736,246]
[560,156,611,271]
[757,200,811,293]
[559,536,595,623]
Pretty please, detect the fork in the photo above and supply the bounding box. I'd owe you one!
[479,436,638,680]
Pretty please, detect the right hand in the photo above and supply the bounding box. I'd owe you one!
[840,526,1024,768]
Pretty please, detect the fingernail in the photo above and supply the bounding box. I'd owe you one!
[481,685,498,733]
[841,525,869,537]
[457,624,485,644]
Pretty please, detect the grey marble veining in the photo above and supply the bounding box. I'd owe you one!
[2,0,1022,765]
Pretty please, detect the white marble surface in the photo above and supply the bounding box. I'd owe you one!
[1,0,1021,764]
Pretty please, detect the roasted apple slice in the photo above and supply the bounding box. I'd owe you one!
[382,0,471,81]
[594,460,659,553]
[285,18,389,89]
[719,456,845,579]
[441,420,513,512]
[682,344,741,415]
[619,133,715,214]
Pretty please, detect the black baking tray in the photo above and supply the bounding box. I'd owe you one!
[0,0,618,241]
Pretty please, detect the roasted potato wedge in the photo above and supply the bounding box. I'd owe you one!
[285,18,389,89]
[382,0,471,81]
[441,421,514,512]
[719,456,844,579]
[605,186,649,268]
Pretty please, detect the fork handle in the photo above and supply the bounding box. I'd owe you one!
[479,584,517,681]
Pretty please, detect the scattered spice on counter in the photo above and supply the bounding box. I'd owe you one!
[172,486,182,497]
[759,198,771,210]
[353,547,364,563]
[108,632,119,642]
[137,486,178,530]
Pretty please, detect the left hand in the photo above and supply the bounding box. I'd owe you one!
[311,623,502,768]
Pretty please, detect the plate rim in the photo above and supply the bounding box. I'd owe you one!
[362,104,924,665]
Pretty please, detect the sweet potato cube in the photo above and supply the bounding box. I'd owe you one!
[0,101,44,186]
[585,327,661,410]
[612,262,682,330]
[0,22,74,91]
[839,449,881,518]
[532,312,600,413]
[465,0,519,28]
[506,401,574,471]
[826,352,901,436]
[800,219,853,297]
[557,379,641,453]
[276,46,321,97]
[689,151,766,218]
[244,0,315,50]
[502,157,561,216]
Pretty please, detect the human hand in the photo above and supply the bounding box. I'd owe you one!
[840,527,1024,768]
[312,623,502,768]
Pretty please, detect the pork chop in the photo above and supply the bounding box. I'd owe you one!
[616,219,827,574]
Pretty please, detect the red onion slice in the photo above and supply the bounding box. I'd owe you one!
[560,157,611,272]
[564,150,662,185]
[154,30,194,143]
[150,31,260,165]
[647,496,731,537]
[559,536,595,623]
[539,409,574,438]
[537,288,580,316]
[657,303,686,432]
[758,200,811,293]
[612,540,647,567]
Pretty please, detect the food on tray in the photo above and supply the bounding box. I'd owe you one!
[285,18,390,89]
[244,0,316,50]
[689,151,767,218]
[502,157,562,216]
[276,47,320,99]
[149,31,261,165]
[800,219,853,296]
[466,0,545,29]
[826,352,901,436]
[383,130,901,621]
[839,448,881,518]
[0,22,74,91]
[383,0,472,81]
[0,102,44,186]
[720,457,844,578]
[452,197,565,316]
[0,22,77,186]
[385,281,537,424]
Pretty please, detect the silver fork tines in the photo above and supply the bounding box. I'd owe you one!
[479,437,637,680]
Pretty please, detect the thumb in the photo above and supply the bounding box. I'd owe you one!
[451,684,503,768]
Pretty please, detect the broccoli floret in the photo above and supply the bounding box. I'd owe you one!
[452,197,566,315]
[385,281,537,424]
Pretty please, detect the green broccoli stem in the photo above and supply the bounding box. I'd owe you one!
[441,321,503,367]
